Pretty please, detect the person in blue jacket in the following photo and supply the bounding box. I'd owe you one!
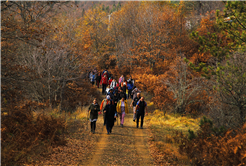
[127,79,134,99]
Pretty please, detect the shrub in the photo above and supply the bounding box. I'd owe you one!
[1,106,67,166]
[178,117,246,166]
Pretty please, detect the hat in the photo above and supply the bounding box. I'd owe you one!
[106,95,110,100]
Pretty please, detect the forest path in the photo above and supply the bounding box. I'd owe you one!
[83,99,154,166]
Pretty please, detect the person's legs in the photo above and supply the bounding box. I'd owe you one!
[106,121,110,134]
[119,113,122,124]
[109,125,112,133]
[94,121,96,132]
[96,80,99,88]
[140,113,145,128]
[91,122,93,132]
[102,84,104,94]
[103,84,107,94]
[136,112,140,128]
[128,89,132,99]
[121,113,125,125]
[133,106,136,121]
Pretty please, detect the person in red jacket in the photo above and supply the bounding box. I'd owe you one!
[101,75,108,95]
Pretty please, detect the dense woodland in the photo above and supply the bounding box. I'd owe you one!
[1,1,246,165]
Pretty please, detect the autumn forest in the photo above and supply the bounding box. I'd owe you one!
[1,1,246,166]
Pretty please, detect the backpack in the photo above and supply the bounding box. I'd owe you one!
[136,100,147,112]
[101,99,111,111]
[133,97,140,106]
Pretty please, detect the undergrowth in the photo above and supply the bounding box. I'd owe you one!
[147,110,246,166]
[178,117,246,166]
[1,106,67,166]
[146,110,200,165]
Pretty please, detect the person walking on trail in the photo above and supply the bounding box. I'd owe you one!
[110,78,117,89]
[104,99,117,134]
[112,89,120,124]
[102,68,109,75]
[114,87,120,99]
[118,75,124,86]
[130,93,141,122]
[106,85,111,95]
[131,86,141,100]
[93,67,98,75]
[108,77,113,86]
[116,97,129,127]
[121,80,127,95]
[127,76,134,85]
[96,72,101,88]
[136,97,148,129]
[107,88,114,100]
[88,98,100,134]
[89,71,95,85]
[127,79,134,99]
[100,95,111,125]
[119,89,127,101]
[113,91,120,108]
[101,75,108,95]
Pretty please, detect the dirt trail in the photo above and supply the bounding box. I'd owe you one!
[83,100,154,166]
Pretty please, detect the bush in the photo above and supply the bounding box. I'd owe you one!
[178,117,246,166]
[1,106,67,166]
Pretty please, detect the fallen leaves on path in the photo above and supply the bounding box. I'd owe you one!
[27,120,98,166]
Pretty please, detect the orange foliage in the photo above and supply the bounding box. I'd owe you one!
[1,107,67,165]
[178,123,246,165]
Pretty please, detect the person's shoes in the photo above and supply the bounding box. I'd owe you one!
[140,127,143,129]
[107,132,110,134]
[120,124,123,127]
[93,131,95,134]
[136,126,139,128]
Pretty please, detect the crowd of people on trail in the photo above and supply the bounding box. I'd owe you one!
[87,68,148,134]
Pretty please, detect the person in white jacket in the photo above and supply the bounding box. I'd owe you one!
[110,78,117,89]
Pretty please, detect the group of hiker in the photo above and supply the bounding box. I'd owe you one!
[87,69,148,134]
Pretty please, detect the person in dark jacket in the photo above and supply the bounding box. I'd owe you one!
[135,97,148,129]
[114,88,120,101]
[107,88,114,100]
[96,72,101,88]
[103,100,117,134]
[113,91,120,121]
[122,81,127,94]
[119,89,127,101]
[113,92,120,106]
[130,93,141,122]
[88,98,100,133]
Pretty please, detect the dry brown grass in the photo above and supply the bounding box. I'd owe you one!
[146,110,200,165]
